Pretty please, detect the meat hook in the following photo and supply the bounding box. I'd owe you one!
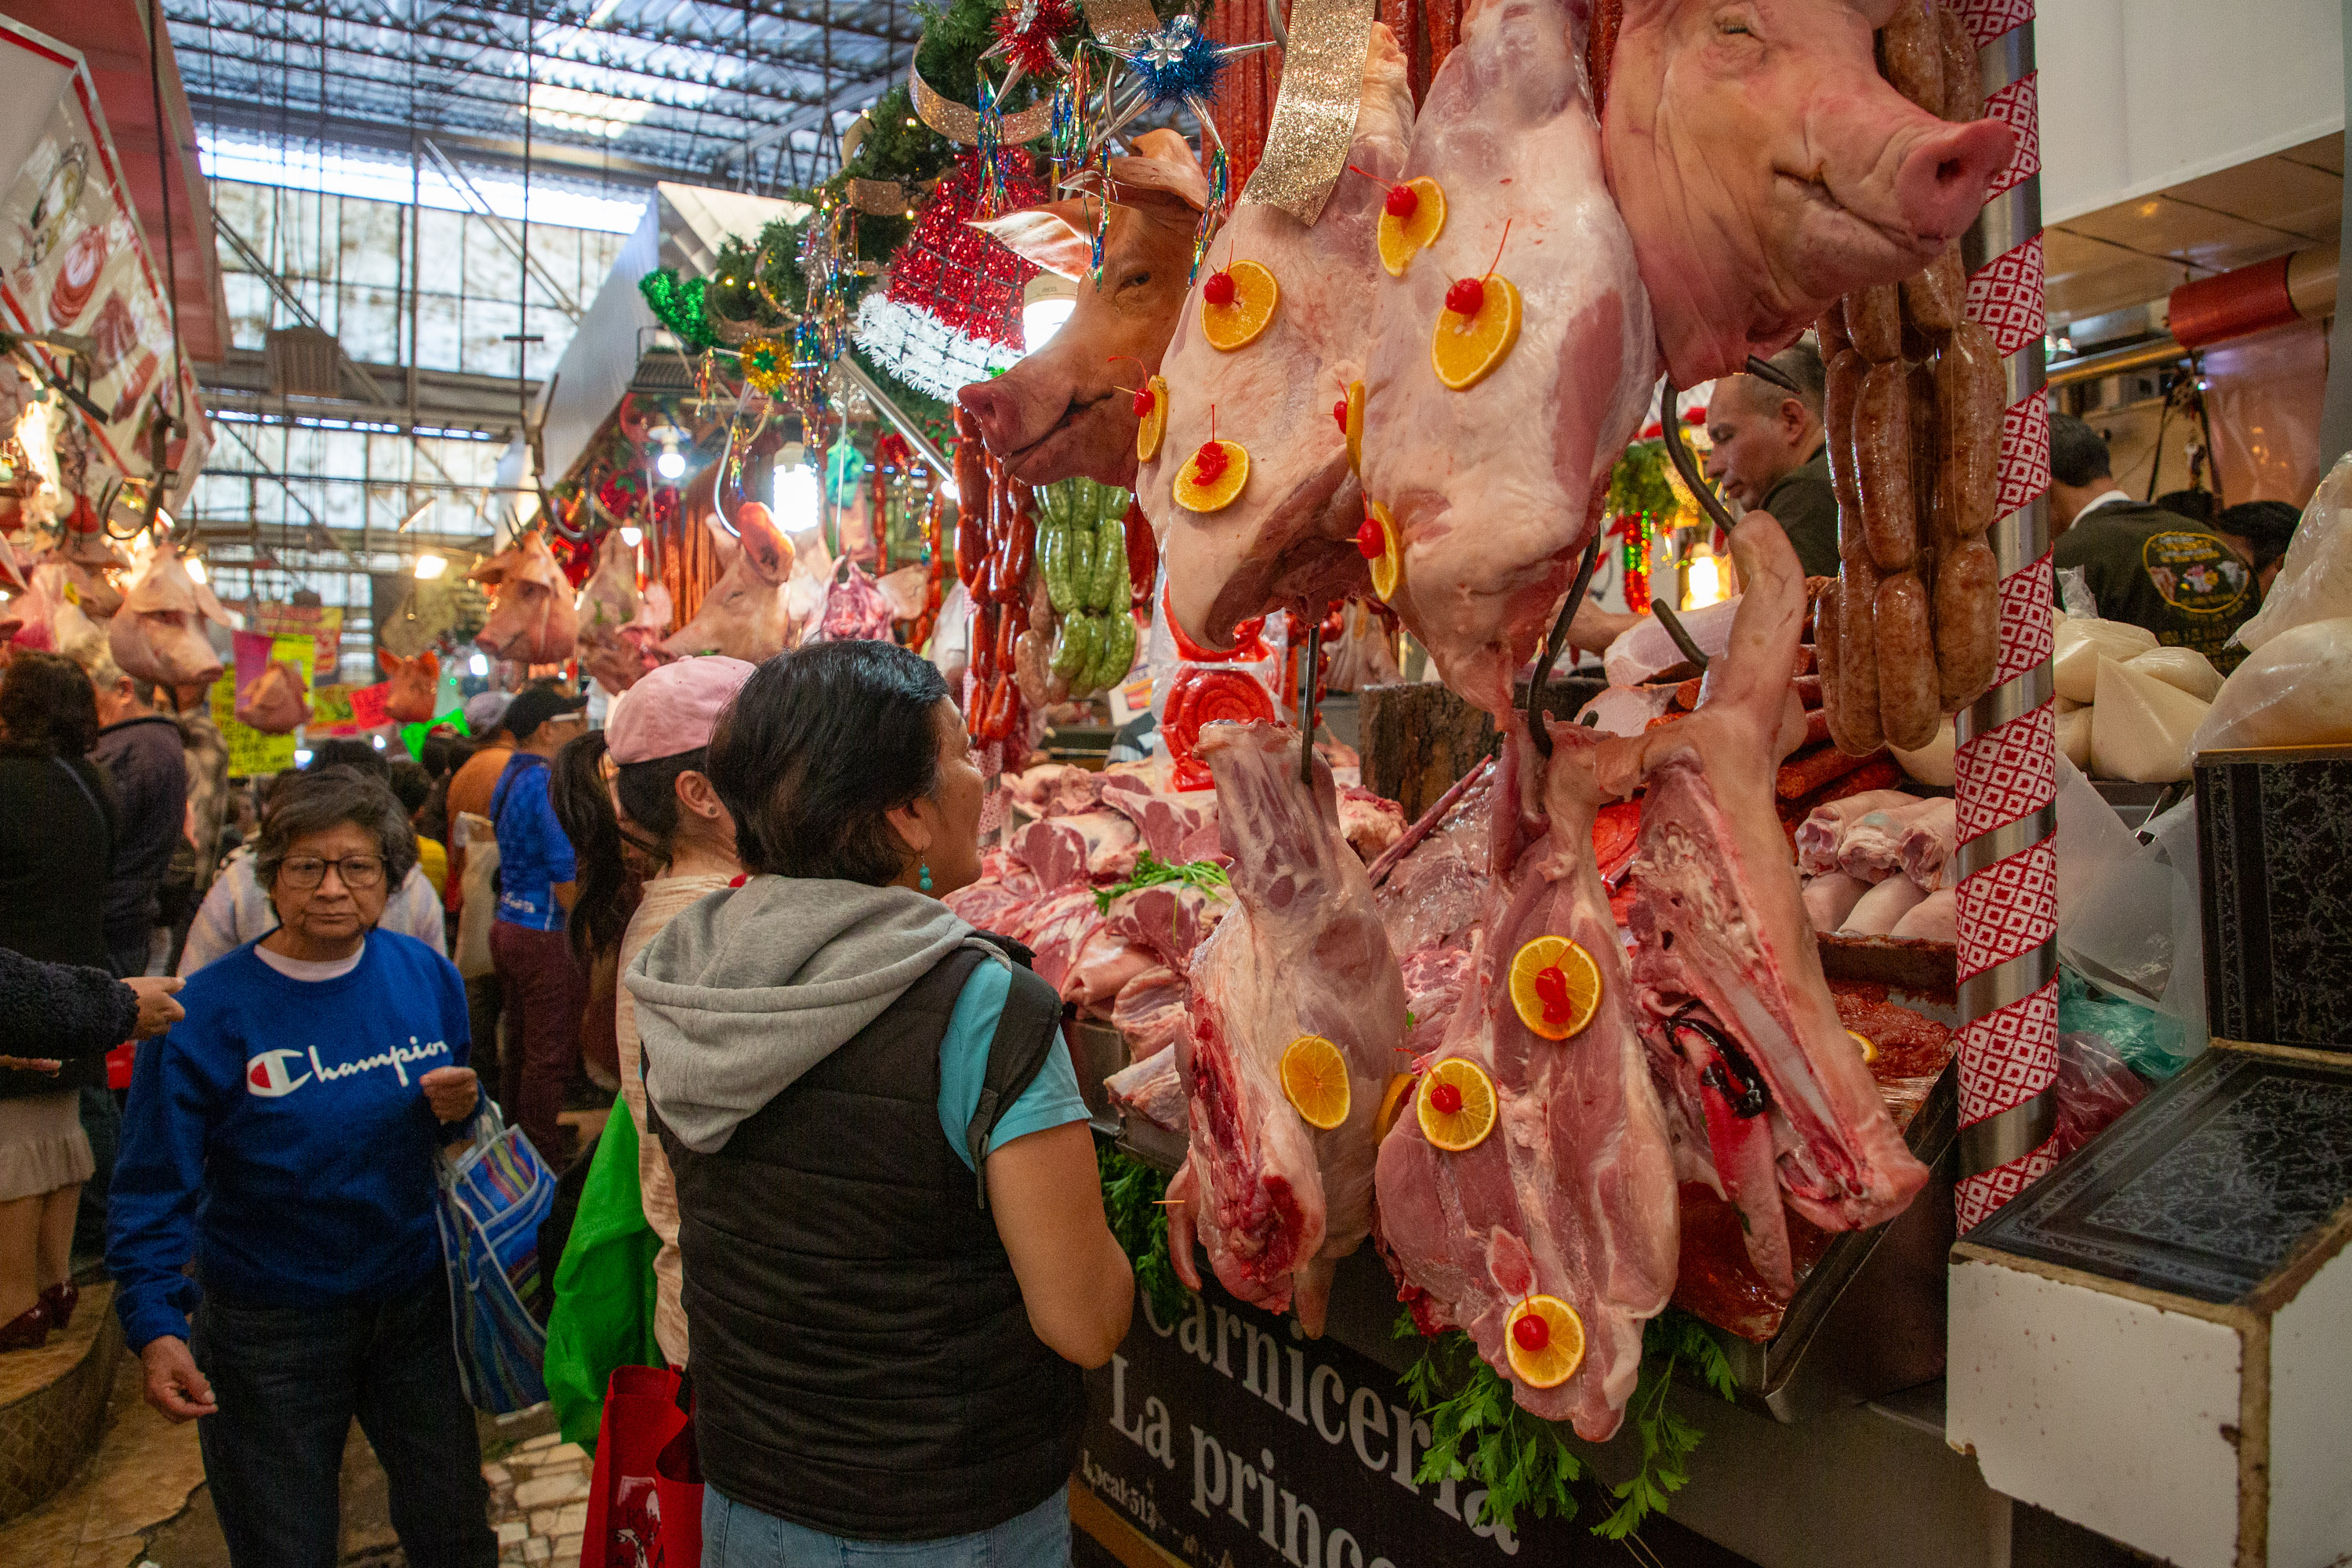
[1298,619,1321,785]
[1525,528,1607,757]
[1650,598,1711,673]
[1668,1004,1769,1119]
[1658,376,1738,539]
[1265,0,1288,49]
[1744,354,1802,395]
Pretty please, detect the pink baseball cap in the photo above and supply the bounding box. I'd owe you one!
[607,656,756,764]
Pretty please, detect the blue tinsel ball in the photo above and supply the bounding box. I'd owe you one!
[1128,15,1227,107]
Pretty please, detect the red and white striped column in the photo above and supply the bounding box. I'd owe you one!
[1952,0,2060,1231]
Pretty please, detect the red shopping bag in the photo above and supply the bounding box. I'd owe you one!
[654,1416,704,1568]
[580,1367,690,1568]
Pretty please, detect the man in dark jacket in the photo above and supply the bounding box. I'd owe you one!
[85,647,190,980]
[1704,342,1840,576]
[2049,413,2257,669]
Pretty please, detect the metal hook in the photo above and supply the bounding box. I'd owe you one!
[1651,599,1710,673]
[1298,619,1321,785]
[1667,1004,1769,1119]
[1526,528,1607,757]
[1744,354,1801,395]
[1659,376,1738,537]
[1265,0,1289,48]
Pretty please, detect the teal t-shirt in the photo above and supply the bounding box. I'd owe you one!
[935,960,1093,1170]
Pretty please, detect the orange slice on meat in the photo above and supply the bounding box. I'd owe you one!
[1431,274,1522,390]
[1365,500,1402,602]
[1508,935,1601,1040]
[1136,375,1169,464]
[1376,178,1447,278]
[1504,1294,1588,1390]
[1280,1035,1352,1131]
[1343,379,1367,474]
[1200,260,1279,352]
[1173,440,1249,513]
[1374,1072,1416,1143]
[1848,1029,1878,1065]
[1416,1058,1497,1152]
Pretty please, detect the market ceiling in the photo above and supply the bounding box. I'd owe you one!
[162,0,920,186]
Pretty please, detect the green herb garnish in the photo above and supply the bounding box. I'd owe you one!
[1094,850,1230,915]
[1098,1143,1191,1326]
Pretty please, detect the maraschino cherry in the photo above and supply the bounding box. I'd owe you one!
[1444,276,1486,317]
[1512,1311,1551,1352]
[1356,515,1385,559]
[1384,183,1420,220]
[1203,269,1237,307]
[1428,1081,1463,1114]
[1134,387,1156,418]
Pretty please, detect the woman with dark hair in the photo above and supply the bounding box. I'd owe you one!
[628,641,1133,1568]
[107,766,498,1568]
[0,652,157,1349]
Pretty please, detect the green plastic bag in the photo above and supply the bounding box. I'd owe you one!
[540,1104,665,1451]
[2058,965,2192,1081]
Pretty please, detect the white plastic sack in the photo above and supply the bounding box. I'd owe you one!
[2054,759,2206,1061]
[2053,618,2158,702]
[2189,615,2352,753]
[2089,656,2209,783]
[2230,451,2352,652]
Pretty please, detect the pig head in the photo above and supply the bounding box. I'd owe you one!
[659,502,799,663]
[1601,0,2014,383]
[110,539,230,687]
[379,647,441,724]
[576,529,675,693]
[472,530,579,665]
[956,130,1209,487]
[236,659,309,734]
[1147,25,1413,652]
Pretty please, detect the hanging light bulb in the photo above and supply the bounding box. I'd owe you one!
[1684,551,1724,611]
[656,436,686,481]
[775,461,822,534]
[413,554,448,580]
[185,555,209,585]
[469,652,489,677]
[620,526,642,547]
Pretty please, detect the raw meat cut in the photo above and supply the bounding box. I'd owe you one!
[1062,809,1142,880]
[1106,1042,1188,1133]
[1167,723,1408,1334]
[1794,789,1915,875]
[1594,517,1929,1293]
[1147,27,1414,648]
[1098,774,1214,864]
[1102,882,1226,974]
[1008,819,1091,894]
[1801,871,1871,932]
[1064,923,1156,1008]
[1337,786,1406,862]
[1396,945,1472,1059]
[1022,887,1105,997]
[1896,797,1957,889]
[1356,0,1655,713]
[577,529,676,691]
[1375,724,1679,1439]
[1370,760,1497,956]
[813,560,898,643]
[1835,795,1945,883]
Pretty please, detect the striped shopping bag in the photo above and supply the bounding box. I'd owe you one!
[435,1103,557,1413]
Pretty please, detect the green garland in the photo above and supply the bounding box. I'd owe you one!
[1606,439,1682,527]
[639,270,719,353]
[1098,1142,1191,1327]
[1396,1305,1737,1539]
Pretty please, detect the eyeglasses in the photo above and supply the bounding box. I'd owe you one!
[278,855,387,890]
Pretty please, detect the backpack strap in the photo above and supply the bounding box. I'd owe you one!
[959,931,1066,1212]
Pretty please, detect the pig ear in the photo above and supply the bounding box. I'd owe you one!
[733,503,796,587]
[1111,131,1210,212]
[969,201,1095,281]
[378,648,398,677]
[419,649,438,681]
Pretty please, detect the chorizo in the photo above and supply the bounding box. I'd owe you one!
[1014,626,1053,708]
[1878,0,1944,111]
[1835,557,1886,753]
[1854,361,1918,573]
[1938,5,1984,122]
[1845,285,1904,363]
[1818,307,1853,360]
[1007,488,1038,587]
[1935,536,2001,711]
[971,601,1001,683]
[1824,349,1866,538]
[1900,245,1966,337]
[1936,321,2004,540]
[1873,570,1941,750]
[1908,359,1943,562]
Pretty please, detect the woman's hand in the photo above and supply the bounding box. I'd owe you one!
[0,1056,62,1073]
[419,1065,480,1123]
[140,1337,219,1422]
[986,1121,1134,1368]
[126,976,186,1040]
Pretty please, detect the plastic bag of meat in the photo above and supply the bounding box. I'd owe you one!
[2053,1030,2148,1159]
[809,561,897,643]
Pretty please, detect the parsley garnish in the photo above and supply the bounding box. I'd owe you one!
[1094,850,1230,915]
[1097,1143,1192,1324]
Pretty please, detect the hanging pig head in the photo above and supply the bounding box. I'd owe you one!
[471,530,579,665]
[576,529,675,693]
[236,658,309,734]
[111,539,230,687]
[659,502,799,664]
[379,647,441,724]
[1599,0,2013,383]
[956,130,1210,487]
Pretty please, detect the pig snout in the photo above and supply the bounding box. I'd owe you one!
[1891,116,2015,242]
[956,379,1023,453]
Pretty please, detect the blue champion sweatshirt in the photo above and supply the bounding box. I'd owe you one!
[108,932,473,1351]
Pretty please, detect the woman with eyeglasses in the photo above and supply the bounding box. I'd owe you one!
[107,765,499,1568]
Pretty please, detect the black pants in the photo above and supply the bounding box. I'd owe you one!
[191,1272,498,1568]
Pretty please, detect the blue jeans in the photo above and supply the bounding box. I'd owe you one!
[703,1484,1071,1568]
[190,1271,498,1568]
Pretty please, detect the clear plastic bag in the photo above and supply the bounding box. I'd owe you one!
[2053,1029,2151,1157]
[2189,614,2352,752]
[2230,449,2352,652]
[2053,758,2205,1072]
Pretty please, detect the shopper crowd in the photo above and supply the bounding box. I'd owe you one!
[0,628,1132,1568]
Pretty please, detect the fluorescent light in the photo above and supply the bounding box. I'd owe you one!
[620,526,642,546]
[413,554,448,580]
[292,748,314,767]
[185,557,209,584]
[469,652,489,677]
[775,463,822,533]
[372,734,387,750]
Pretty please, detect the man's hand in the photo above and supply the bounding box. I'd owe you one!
[419,1065,480,1123]
[0,1056,61,1073]
[125,976,186,1040]
[140,1336,219,1421]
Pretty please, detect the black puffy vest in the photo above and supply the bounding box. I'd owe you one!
[650,934,1083,1541]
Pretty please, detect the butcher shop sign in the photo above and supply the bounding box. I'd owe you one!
[1083,1276,1595,1568]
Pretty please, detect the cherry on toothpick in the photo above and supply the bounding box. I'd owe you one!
[1203,270,1237,307]
[1429,1082,1463,1115]
[1356,517,1384,559]
[1385,184,1420,220]
[1512,1311,1551,1352]
[1134,387,1156,417]
[1332,397,1349,434]
[1445,277,1486,317]
[1193,441,1229,483]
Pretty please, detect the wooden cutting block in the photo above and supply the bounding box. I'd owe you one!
[1947,1040,2352,1568]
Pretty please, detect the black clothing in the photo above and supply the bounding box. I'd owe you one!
[652,935,1081,1544]
[93,713,189,956]
[2054,499,2257,670]
[0,752,119,1094]
[1761,446,1842,579]
[0,947,135,1082]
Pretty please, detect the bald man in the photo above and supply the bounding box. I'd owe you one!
[1703,343,1840,576]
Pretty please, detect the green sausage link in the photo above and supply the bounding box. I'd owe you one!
[1088,609,1136,692]
[1051,612,1098,679]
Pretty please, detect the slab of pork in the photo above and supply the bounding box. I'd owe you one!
[1167,723,1407,1334]
[1356,0,1656,713]
[1596,517,1929,1294]
[1374,724,1678,1439]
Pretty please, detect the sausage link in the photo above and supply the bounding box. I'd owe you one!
[1938,5,1984,122]
[1855,361,1918,572]
[971,601,1001,682]
[1835,558,1885,753]
[1908,358,1943,564]
[1900,245,1966,337]
[1816,579,1863,756]
[1874,571,1940,750]
[1825,350,1865,539]
[1936,320,2004,540]
[1818,307,1853,360]
[1878,0,1944,111]
[1007,488,1039,586]
[1845,285,1904,363]
[1935,537,2000,711]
